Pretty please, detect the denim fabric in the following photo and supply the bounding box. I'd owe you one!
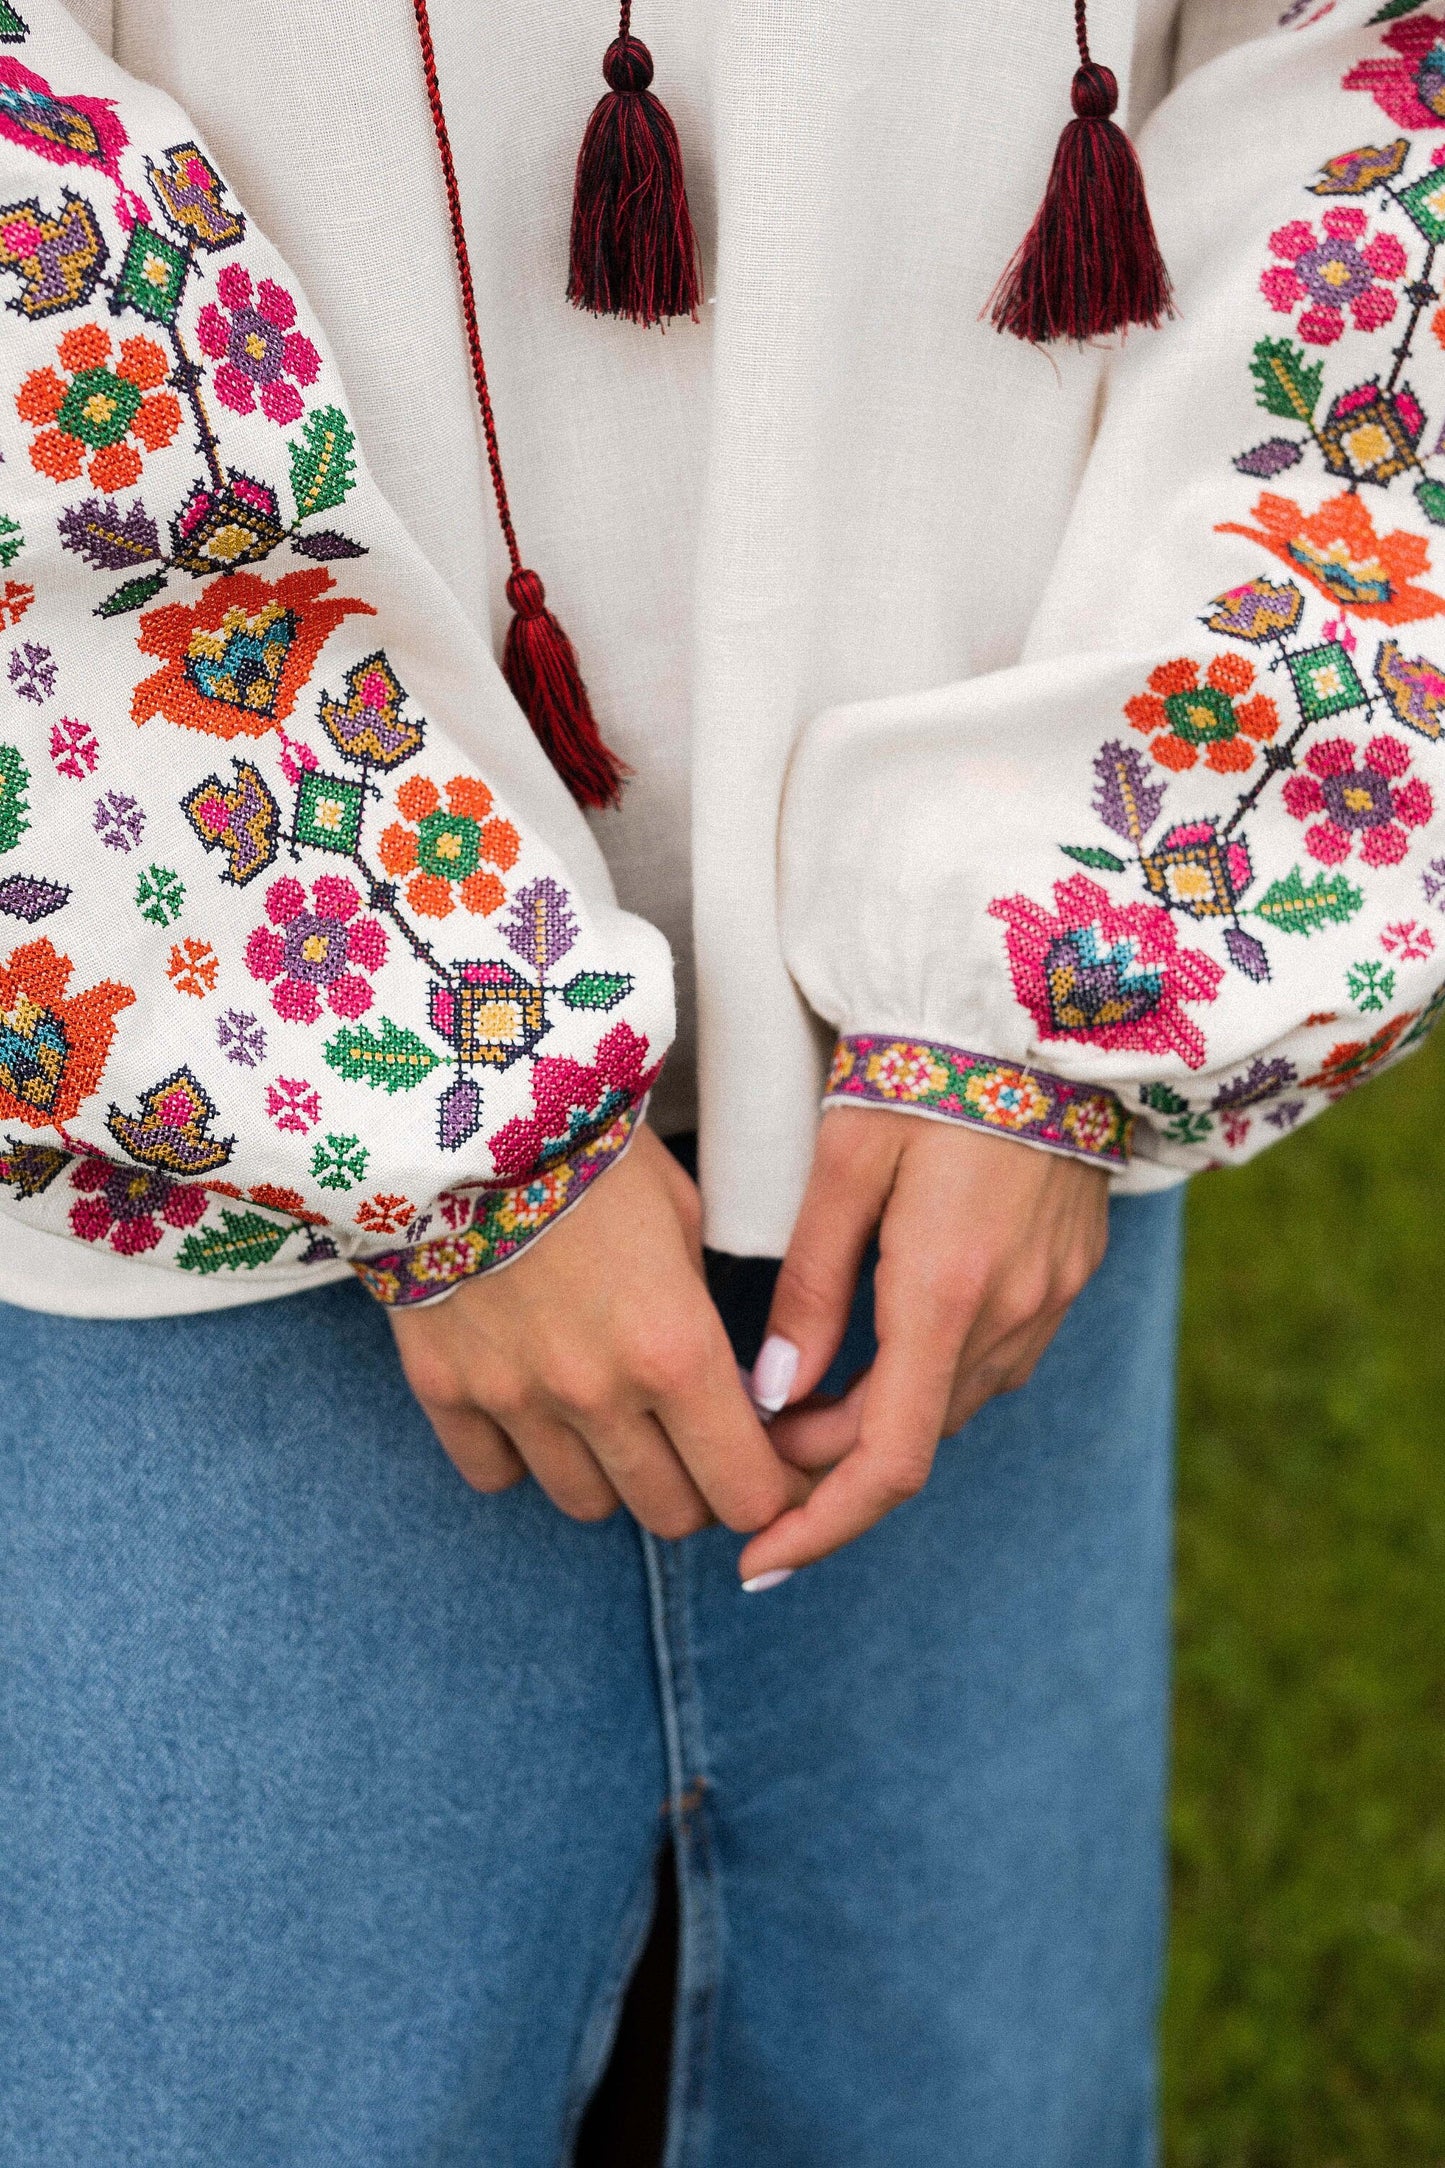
[0,1187,1183,2168]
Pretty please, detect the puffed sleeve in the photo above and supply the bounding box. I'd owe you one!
[0,6,674,1304]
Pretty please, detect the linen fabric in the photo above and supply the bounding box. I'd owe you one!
[0,1184,1183,2166]
[4,0,1441,1321]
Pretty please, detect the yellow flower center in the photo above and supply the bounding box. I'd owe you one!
[300,932,329,964]
[82,390,117,427]
[1342,784,1375,813]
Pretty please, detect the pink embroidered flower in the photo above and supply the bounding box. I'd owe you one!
[266,1076,322,1133]
[1281,734,1434,867]
[197,265,321,426]
[1260,209,1407,345]
[244,873,387,1023]
[488,1021,661,1181]
[1381,916,1436,961]
[68,1154,207,1256]
[49,715,99,780]
[987,874,1225,1071]
[1343,12,1445,132]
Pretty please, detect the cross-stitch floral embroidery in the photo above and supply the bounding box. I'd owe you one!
[1217,492,1445,622]
[18,320,178,490]
[1124,653,1279,773]
[131,568,372,740]
[1281,731,1433,864]
[244,873,386,1024]
[0,15,673,1307]
[1261,208,1407,343]
[197,264,319,426]
[378,773,519,920]
[0,936,133,1129]
[988,875,1225,1070]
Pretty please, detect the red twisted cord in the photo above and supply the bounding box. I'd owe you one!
[1074,0,1091,66]
[411,0,523,578]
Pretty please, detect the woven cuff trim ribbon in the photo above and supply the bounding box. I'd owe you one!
[823,1036,1133,1170]
[351,1100,641,1306]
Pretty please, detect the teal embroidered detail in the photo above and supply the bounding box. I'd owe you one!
[822,1036,1133,1170]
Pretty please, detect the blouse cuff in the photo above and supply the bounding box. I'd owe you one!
[823,1036,1133,1172]
[351,1100,643,1308]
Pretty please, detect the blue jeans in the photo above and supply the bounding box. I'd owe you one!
[0,1188,1183,2168]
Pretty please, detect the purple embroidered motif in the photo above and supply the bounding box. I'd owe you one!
[92,788,144,852]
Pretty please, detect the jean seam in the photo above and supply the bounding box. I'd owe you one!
[643,1532,721,2168]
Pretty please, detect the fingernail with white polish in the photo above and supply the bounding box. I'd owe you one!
[742,1568,794,1594]
[751,1335,799,1414]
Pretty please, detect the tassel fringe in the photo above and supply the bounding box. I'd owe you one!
[503,570,627,812]
[568,15,701,326]
[990,26,1172,345]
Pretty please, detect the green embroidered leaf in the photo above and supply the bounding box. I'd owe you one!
[1370,0,1428,20]
[1254,863,1364,935]
[0,743,30,855]
[96,570,168,617]
[1164,1111,1214,1147]
[177,1208,293,1275]
[1249,339,1324,426]
[0,4,29,38]
[560,969,633,1011]
[0,514,23,568]
[1140,1081,1189,1116]
[1415,477,1445,527]
[1060,844,1128,873]
[324,1016,440,1093]
[288,405,357,520]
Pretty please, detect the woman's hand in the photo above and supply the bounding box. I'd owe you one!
[737,1108,1111,1583]
[388,1124,805,1541]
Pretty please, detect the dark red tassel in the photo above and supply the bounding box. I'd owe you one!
[503,569,627,811]
[568,4,702,327]
[990,1,1172,345]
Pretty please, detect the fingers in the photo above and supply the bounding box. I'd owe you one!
[655,1353,811,1530]
[758,1109,901,1409]
[767,1374,869,1471]
[424,1404,527,1494]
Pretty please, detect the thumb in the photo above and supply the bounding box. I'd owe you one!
[753,1111,902,1414]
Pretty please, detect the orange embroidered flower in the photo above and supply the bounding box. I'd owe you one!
[354,1191,415,1236]
[17,322,181,492]
[0,936,134,1131]
[1123,652,1280,773]
[1216,492,1445,624]
[131,567,374,741]
[378,773,520,920]
[166,937,219,998]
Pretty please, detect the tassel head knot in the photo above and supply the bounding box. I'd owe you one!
[602,34,654,93]
[1071,61,1118,119]
[505,567,548,619]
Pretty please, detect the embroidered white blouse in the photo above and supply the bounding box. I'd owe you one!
[2,0,1442,1318]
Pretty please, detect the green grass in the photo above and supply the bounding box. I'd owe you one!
[1165,1023,1445,2166]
